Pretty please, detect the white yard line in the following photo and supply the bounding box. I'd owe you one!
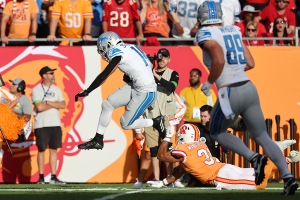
[94,189,153,200]
[0,187,297,192]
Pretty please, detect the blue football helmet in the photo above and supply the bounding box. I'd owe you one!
[197,1,223,26]
[97,31,122,61]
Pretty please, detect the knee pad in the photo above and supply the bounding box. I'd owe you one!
[150,146,159,157]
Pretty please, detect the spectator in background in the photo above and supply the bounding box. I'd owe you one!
[1,0,39,45]
[243,21,265,46]
[267,17,294,45]
[47,0,93,46]
[90,0,103,38]
[269,0,296,10]
[255,0,296,35]
[237,5,267,37]
[141,0,181,46]
[102,0,143,45]
[179,69,216,128]
[32,66,66,184]
[241,0,269,10]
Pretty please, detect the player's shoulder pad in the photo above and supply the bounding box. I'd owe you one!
[196,28,213,45]
[107,47,123,60]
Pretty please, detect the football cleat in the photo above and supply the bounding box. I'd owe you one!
[274,139,296,152]
[251,154,268,185]
[152,115,166,139]
[287,150,300,163]
[77,137,103,150]
[281,177,298,195]
[49,178,66,185]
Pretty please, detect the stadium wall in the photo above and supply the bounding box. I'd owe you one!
[0,46,299,183]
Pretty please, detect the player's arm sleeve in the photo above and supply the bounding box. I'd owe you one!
[171,150,187,163]
[23,98,33,115]
[0,89,16,102]
[83,1,94,18]
[51,1,61,18]
[158,71,179,92]
[234,0,241,23]
[86,56,121,93]
[131,1,140,21]
[197,29,213,48]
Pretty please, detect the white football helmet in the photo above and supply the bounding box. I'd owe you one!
[177,124,200,144]
[97,31,122,61]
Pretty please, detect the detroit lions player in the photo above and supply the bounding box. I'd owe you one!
[75,31,166,150]
[196,1,298,195]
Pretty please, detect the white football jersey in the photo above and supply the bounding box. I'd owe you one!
[196,25,249,89]
[106,43,156,93]
[170,0,241,38]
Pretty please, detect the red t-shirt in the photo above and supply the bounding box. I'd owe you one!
[237,20,268,37]
[102,0,140,39]
[260,5,296,33]
[243,38,265,46]
[269,0,296,10]
[267,33,294,45]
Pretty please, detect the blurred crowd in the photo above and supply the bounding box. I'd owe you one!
[0,0,299,46]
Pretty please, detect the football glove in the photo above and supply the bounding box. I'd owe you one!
[165,124,175,138]
[201,81,212,96]
[75,90,90,102]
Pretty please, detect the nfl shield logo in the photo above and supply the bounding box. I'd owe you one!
[221,94,224,98]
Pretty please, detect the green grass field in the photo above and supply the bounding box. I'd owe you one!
[0,183,299,200]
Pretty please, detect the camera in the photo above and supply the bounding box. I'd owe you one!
[147,53,163,69]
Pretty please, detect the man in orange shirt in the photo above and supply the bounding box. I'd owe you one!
[155,124,299,192]
[47,0,93,45]
[1,0,39,45]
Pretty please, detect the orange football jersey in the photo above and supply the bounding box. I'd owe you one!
[52,0,93,39]
[172,141,225,184]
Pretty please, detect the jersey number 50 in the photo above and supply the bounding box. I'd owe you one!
[65,13,81,28]
[110,11,129,27]
[223,35,246,65]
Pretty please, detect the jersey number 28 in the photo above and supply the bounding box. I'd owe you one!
[223,35,246,65]
[110,11,129,27]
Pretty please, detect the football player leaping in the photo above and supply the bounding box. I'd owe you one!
[75,32,166,150]
[153,124,300,191]
[195,1,297,195]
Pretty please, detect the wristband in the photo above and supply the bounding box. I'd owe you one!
[85,33,90,35]
[163,178,168,185]
[31,33,36,36]
[163,138,171,142]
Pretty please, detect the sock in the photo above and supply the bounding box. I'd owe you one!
[51,174,56,180]
[95,133,103,143]
[39,174,44,180]
[249,153,259,163]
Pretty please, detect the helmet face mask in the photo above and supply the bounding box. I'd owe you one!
[197,1,223,26]
[97,31,122,62]
[177,124,200,145]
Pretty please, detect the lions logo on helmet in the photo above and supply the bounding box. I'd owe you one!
[97,31,122,62]
[177,124,200,144]
[197,1,223,26]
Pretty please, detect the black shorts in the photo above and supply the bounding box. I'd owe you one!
[35,127,62,151]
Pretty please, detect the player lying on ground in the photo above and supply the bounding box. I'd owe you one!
[152,124,299,192]
[74,32,166,150]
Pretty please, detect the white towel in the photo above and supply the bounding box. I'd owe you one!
[218,87,235,120]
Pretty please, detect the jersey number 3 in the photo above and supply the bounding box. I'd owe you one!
[197,148,215,166]
[224,35,246,65]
